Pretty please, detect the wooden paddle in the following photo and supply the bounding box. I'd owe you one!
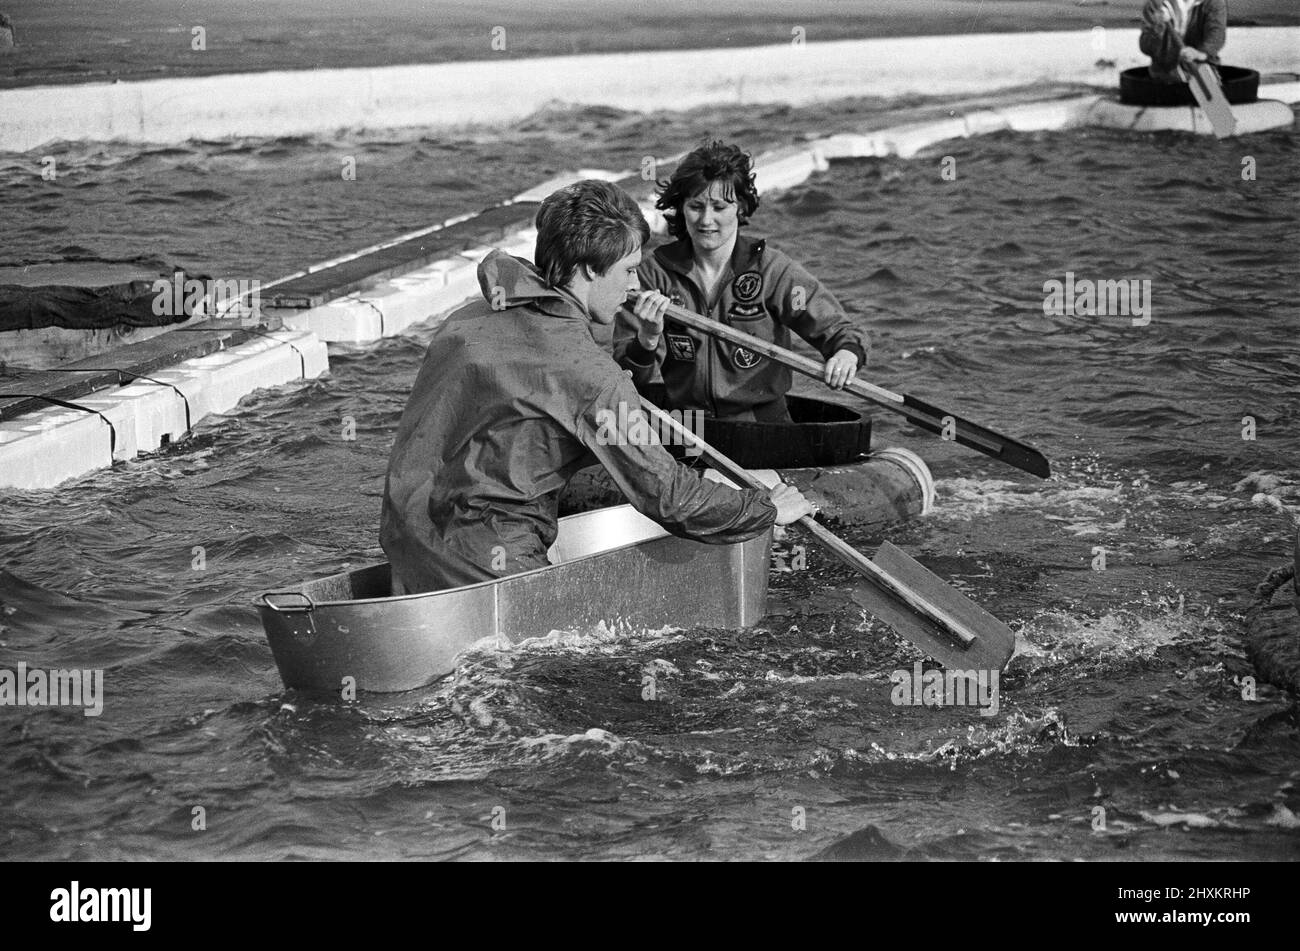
[1181,60,1236,139]
[627,295,1050,479]
[638,396,1016,671]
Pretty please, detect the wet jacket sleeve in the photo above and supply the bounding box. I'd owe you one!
[1139,1,1182,67]
[767,250,869,366]
[1195,0,1227,59]
[569,376,777,544]
[613,259,671,386]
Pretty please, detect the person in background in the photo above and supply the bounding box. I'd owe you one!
[1139,0,1227,83]
[380,179,812,594]
[615,141,869,423]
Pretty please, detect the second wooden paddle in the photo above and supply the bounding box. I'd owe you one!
[626,294,1050,479]
[1183,60,1237,139]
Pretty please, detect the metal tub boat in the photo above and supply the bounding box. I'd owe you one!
[258,504,772,693]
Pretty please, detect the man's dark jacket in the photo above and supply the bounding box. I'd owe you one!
[380,250,777,593]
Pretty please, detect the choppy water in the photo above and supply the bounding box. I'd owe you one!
[2,108,1299,860]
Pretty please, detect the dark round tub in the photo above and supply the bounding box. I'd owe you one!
[1119,65,1260,107]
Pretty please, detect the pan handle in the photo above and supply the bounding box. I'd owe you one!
[260,591,315,613]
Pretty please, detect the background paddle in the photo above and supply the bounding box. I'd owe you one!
[1183,60,1237,139]
[639,396,1016,671]
[629,295,1050,479]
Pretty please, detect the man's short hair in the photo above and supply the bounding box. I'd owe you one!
[656,141,760,240]
[534,180,650,289]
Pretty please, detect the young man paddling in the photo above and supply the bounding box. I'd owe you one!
[380,179,813,594]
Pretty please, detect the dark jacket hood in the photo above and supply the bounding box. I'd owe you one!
[476,249,587,320]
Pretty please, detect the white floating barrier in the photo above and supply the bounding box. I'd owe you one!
[0,330,327,490]
[1087,98,1295,135]
[751,145,829,194]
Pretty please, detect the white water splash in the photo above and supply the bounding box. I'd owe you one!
[1140,809,1222,829]
[1016,599,1220,662]
[763,669,880,685]
[511,620,683,655]
[1233,470,1300,522]
[931,476,1124,522]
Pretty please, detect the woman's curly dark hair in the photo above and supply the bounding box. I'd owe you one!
[655,140,760,240]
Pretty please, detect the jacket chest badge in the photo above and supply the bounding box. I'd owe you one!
[666,333,697,362]
[732,271,763,303]
[732,346,762,369]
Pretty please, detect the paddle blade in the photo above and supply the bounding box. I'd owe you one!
[850,541,1016,672]
[1186,61,1237,139]
[901,394,1050,479]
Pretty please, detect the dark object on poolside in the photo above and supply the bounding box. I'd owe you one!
[1244,526,1300,695]
[258,505,771,692]
[0,261,200,334]
[0,13,14,49]
[1119,65,1259,107]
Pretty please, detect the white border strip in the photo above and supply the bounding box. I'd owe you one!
[0,330,328,490]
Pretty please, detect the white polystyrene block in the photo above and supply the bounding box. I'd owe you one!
[0,409,115,490]
[277,310,313,333]
[1001,96,1097,131]
[78,381,188,459]
[1260,81,1300,104]
[294,333,330,378]
[0,330,327,490]
[816,133,883,160]
[752,148,826,194]
[389,267,447,290]
[345,272,462,339]
[441,261,483,295]
[457,245,497,264]
[883,119,970,157]
[497,233,536,260]
[639,202,670,236]
[963,110,1010,136]
[425,283,479,320]
[302,297,382,343]
[426,257,478,282]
